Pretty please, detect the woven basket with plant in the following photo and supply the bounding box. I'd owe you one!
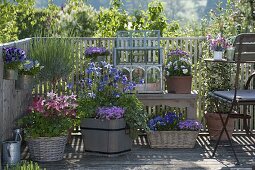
[147,112,202,148]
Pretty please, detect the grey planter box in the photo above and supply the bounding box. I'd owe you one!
[80,118,132,156]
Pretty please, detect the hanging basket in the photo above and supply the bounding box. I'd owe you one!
[15,74,34,90]
[27,136,67,162]
[4,69,18,80]
[147,131,199,148]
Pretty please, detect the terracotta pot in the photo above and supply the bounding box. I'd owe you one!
[166,76,192,94]
[205,112,235,141]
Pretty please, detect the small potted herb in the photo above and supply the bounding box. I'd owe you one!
[2,47,27,80]
[147,112,202,148]
[16,59,43,90]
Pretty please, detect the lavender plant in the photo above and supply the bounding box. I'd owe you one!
[148,112,202,131]
[165,49,192,76]
[3,47,26,70]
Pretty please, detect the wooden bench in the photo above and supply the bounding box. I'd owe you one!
[136,90,198,120]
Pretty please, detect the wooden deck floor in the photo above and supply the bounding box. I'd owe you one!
[22,133,255,170]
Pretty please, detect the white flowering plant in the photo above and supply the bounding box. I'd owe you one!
[165,49,192,76]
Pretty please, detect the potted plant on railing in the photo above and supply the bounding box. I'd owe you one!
[16,59,43,90]
[18,92,77,162]
[77,61,148,156]
[147,111,202,148]
[2,47,27,80]
[85,47,110,62]
[165,49,192,94]
[207,34,228,60]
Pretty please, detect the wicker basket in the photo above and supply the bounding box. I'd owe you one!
[28,136,67,162]
[147,131,199,148]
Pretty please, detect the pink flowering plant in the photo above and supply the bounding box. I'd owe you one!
[207,34,228,51]
[18,92,77,139]
[148,111,202,131]
[165,49,192,76]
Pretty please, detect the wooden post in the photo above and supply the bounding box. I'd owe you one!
[0,45,4,168]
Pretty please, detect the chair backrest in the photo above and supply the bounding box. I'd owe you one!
[234,33,255,62]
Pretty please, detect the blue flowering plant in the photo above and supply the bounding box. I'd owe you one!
[148,112,202,131]
[77,61,148,138]
[85,47,110,58]
[19,59,44,76]
[165,49,192,76]
[207,34,228,51]
[3,47,27,70]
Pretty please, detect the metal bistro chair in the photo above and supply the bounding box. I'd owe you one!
[209,33,255,164]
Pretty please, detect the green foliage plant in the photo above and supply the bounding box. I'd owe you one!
[0,1,18,43]
[96,0,129,37]
[145,1,168,36]
[4,160,43,170]
[29,37,73,89]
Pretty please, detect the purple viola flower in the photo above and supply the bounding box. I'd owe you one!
[85,47,110,58]
[148,112,187,131]
[178,120,203,131]
[96,106,125,120]
[165,49,191,76]
[3,47,27,69]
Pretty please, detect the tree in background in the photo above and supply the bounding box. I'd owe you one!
[145,0,168,36]
[96,0,129,37]
[0,1,18,43]
[54,0,97,37]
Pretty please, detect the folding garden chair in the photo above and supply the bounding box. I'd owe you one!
[208,33,255,164]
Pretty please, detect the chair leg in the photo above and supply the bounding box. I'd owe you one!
[212,114,240,164]
[243,118,255,144]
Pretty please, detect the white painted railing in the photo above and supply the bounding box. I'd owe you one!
[2,37,255,131]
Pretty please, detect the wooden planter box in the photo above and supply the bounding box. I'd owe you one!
[80,118,132,156]
[147,131,199,148]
